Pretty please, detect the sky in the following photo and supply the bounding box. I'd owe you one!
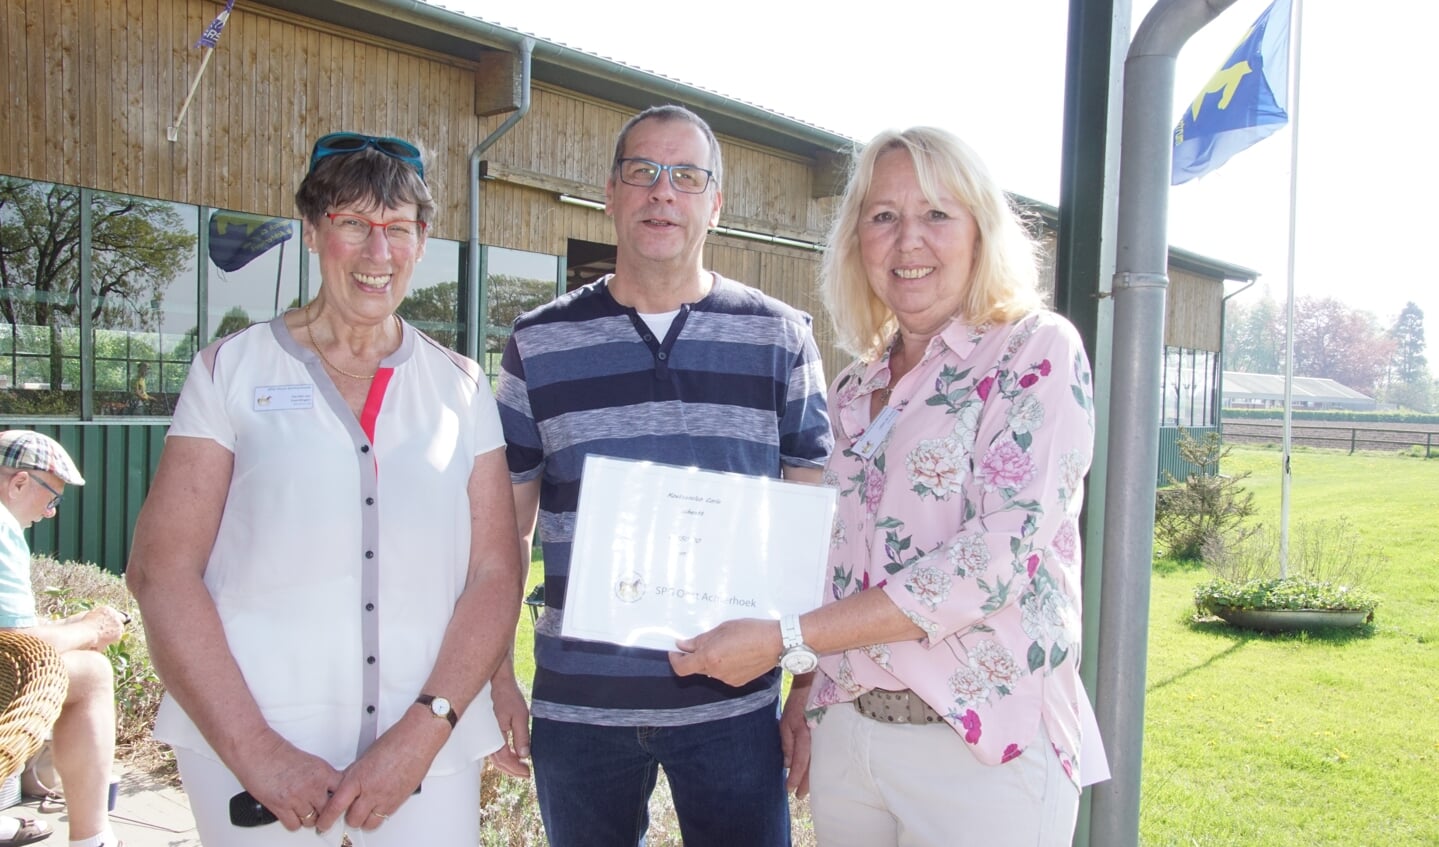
[443,0,1436,332]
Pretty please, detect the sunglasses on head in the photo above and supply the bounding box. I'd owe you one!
[309,133,425,180]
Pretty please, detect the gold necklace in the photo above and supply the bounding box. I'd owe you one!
[304,305,397,381]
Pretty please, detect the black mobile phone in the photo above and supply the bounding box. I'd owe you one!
[229,784,423,827]
[229,791,276,827]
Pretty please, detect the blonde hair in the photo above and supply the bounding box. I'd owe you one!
[821,127,1043,361]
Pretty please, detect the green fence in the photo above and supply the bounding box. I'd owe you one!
[0,421,168,573]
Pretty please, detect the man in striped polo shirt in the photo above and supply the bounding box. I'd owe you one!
[492,105,832,846]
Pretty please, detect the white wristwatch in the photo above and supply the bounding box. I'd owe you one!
[415,694,458,729]
[778,614,818,674]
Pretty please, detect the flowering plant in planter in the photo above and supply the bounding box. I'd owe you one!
[1193,517,1383,626]
[1194,575,1379,618]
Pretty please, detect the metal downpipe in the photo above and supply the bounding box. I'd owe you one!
[466,38,533,362]
[1090,0,1237,844]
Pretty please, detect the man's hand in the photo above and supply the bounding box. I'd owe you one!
[79,606,128,651]
[669,618,783,687]
[780,680,813,797]
[487,665,532,778]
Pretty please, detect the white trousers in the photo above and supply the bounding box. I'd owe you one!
[809,702,1079,847]
[174,747,481,847]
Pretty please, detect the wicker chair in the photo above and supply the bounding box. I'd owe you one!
[0,631,68,782]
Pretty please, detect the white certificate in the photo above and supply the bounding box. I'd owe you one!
[560,455,837,651]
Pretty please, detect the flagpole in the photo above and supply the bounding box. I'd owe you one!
[1279,0,1304,576]
[167,47,216,142]
[168,1,235,142]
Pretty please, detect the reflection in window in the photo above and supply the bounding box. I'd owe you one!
[485,247,560,374]
[396,239,463,350]
[207,211,302,344]
[1161,346,1219,428]
[306,238,466,352]
[0,179,82,414]
[91,192,199,417]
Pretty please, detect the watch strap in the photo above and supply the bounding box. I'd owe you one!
[415,693,458,729]
[780,613,804,651]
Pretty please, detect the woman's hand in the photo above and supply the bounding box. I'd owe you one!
[234,730,342,831]
[669,618,783,687]
[317,707,444,833]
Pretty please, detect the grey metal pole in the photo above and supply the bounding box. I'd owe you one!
[1090,0,1237,844]
[466,38,533,362]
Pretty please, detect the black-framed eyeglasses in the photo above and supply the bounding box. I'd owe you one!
[616,158,714,194]
[31,475,63,513]
[310,133,425,180]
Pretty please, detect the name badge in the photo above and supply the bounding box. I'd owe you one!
[253,384,314,412]
[852,406,900,460]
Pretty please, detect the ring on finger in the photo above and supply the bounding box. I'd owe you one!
[301,810,316,823]
[370,811,389,820]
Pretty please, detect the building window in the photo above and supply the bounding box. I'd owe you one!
[483,247,562,376]
[0,178,83,415]
[1,173,477,419]
[207,211,303,343]
[1161,345,1219,427]
[92,192,200,417]
[395,239,464,350]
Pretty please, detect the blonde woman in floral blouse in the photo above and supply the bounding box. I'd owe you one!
[671,126,1095,846]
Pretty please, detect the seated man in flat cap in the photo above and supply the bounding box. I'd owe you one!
[0,430,127,847]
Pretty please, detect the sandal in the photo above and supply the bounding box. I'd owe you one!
[0,815,52,845]
[34,795,62,816]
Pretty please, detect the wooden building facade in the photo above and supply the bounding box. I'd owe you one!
[1,0,1253,570]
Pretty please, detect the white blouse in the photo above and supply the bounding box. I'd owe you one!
[154,316,505,775]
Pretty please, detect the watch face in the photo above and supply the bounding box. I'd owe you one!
[781,649,818,675]
[431,697,452,717]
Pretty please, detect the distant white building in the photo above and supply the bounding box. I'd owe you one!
[1222,372,1377,411]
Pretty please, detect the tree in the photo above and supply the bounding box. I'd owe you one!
[1389,302,1428,382]
[1385,302,1429,410]
[398,281,461,349]
[0,179,196,390]
[485,273,559,344]
[213,306,255,340]
[1288,297,1393,396]
[1224,294,1282,374]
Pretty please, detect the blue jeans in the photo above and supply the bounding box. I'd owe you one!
[532,705,792,847]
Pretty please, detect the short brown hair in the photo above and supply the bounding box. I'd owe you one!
[295,146,436,227]
[611,105,724,191]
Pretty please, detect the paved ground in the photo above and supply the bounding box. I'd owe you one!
[7,764,200,847]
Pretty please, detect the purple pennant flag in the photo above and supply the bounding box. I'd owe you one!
[194,0,236,49]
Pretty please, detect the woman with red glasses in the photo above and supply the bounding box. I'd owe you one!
[126,133,523,846]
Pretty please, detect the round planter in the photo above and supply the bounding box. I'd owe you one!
[1212,606,1369,632]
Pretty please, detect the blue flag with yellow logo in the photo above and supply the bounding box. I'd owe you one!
[1172,0,1291,185]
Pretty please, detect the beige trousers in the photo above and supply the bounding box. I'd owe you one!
[809,701,1079,847]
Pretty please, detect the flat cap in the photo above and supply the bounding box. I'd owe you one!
[0,430,85,485]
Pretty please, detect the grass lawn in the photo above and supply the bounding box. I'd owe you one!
[1139,446,1439,845]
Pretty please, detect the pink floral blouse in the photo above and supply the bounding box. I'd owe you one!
[809,311,1095,786]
